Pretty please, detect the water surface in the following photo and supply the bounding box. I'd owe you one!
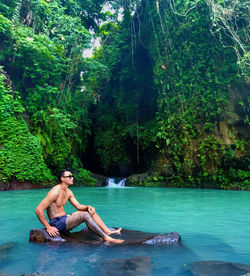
[0,187,250,275]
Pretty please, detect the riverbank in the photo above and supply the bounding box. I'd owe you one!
[1,172,249,191]
[0,179,51,191]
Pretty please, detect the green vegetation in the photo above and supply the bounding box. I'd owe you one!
[0,0,249,189]
[0,71,54,183]
[0,0,102,185]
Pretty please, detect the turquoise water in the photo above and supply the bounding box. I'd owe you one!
[0,187,250,275]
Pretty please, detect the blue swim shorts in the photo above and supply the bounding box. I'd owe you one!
[49,215,68,233]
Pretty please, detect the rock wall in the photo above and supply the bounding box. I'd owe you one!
[0,179,50,191]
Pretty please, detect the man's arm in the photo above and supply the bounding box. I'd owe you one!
[68,190,96,215]
[35,190,59,237]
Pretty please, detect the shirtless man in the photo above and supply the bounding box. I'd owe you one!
[35,169,124,244]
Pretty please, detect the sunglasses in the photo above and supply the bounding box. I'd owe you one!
[63,175,74,178]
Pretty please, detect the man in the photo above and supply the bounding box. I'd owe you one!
[35,169,124,244]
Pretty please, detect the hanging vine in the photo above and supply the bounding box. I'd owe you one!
[205,0,250,76]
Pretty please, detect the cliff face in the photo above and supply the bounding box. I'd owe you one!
[150,81,249,188]
[216,84,249,144]
[125,0,250,188]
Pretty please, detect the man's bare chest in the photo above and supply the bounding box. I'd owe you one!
[54,191,69,207]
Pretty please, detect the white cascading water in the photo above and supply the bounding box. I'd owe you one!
[107,178,126,187]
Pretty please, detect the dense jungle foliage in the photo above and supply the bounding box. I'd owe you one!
[0,0,249,189]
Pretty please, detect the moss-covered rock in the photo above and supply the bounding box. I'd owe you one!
[126,173,149,186]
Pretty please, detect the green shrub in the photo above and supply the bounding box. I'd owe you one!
[74,168,97,187]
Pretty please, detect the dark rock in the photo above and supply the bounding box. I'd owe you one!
[29,228,181,245]
[236,126,250,139]
[143,232,180,245]
[98,256,153,276]
[187,260,250,276]
[166,167,174,177]
[91,173,108,187]
[30,229,66,243]
[0,242,15,261]
[216,83,250,145]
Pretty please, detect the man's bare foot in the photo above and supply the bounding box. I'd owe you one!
[106,228,122,235]
[104,235,124,244]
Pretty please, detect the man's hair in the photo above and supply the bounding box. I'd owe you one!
[58,168,71,183]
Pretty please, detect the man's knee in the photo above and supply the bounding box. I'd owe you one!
[78,211,91,221]
[66,211,91,229]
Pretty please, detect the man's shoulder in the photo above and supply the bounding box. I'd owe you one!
[66,187,74,196]
[48,184,61,195]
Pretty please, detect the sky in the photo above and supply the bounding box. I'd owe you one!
[83,5,124,58]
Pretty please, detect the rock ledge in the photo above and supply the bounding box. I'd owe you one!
[30,228,181,245]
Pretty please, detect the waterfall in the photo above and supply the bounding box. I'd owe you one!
[107,178,126,188]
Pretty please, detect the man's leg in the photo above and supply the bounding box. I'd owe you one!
[91,212,121,235]
[66,212,105,237]
[65,211,124,244]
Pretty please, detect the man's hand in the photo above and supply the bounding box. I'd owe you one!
[87,205,96,216]
[46,225,59,237]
